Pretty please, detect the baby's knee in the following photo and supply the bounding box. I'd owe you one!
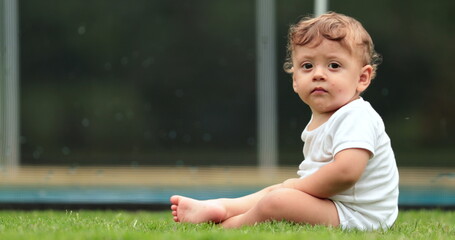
[257,188,296,217]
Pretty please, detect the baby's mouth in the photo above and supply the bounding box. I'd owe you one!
[311,87,328,93]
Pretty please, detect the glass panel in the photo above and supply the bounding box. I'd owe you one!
[20,0,257,167]
[0,0,452,208]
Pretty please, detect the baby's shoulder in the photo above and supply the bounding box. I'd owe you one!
[328,101,383,130]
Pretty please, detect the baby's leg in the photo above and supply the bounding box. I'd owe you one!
[221,188,339,228]
[170,183,282,224]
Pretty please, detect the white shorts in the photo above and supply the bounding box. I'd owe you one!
[333,200,397,230]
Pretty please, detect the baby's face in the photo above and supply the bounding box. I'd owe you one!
[291,39,371,115]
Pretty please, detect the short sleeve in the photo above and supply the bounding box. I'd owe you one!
[329,108,377,157]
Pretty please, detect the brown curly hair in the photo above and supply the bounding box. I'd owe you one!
[283,12,382,79]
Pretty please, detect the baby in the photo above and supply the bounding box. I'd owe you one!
[171,12,399,230]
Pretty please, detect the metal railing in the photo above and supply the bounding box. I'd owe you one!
[0,0,20,169]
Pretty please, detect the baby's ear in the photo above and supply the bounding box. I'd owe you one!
[357,65,373,92]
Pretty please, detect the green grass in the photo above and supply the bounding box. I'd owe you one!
[0,210,453,240]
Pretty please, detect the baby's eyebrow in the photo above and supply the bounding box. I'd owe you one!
[325,54,349,61]
[294,54,315,61]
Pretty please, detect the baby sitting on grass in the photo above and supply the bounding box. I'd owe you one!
[171,12,399,230]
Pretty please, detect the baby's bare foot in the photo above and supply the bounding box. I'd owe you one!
[170,195,226,224]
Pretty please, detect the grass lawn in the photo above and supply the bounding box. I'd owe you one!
[0,209,453,240]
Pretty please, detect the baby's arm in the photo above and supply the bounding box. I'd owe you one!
[282,148,370,198]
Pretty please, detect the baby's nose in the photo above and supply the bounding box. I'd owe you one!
[312,66,326,81]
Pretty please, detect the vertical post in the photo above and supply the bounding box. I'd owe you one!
[0,0,20,169]
[256,0,277,168]
[314,0,328,16]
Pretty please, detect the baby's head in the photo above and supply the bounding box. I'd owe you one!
[284,12,381,79]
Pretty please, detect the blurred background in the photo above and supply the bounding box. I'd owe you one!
[0,0,454,209]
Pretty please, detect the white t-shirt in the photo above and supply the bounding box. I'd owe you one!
[297,98,399,230]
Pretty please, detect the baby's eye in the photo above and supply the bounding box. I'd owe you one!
[328,63,341,69]
[302,63,313,70]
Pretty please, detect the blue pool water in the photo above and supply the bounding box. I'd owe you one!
[0,186,453,207]
[0,186,257,204]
